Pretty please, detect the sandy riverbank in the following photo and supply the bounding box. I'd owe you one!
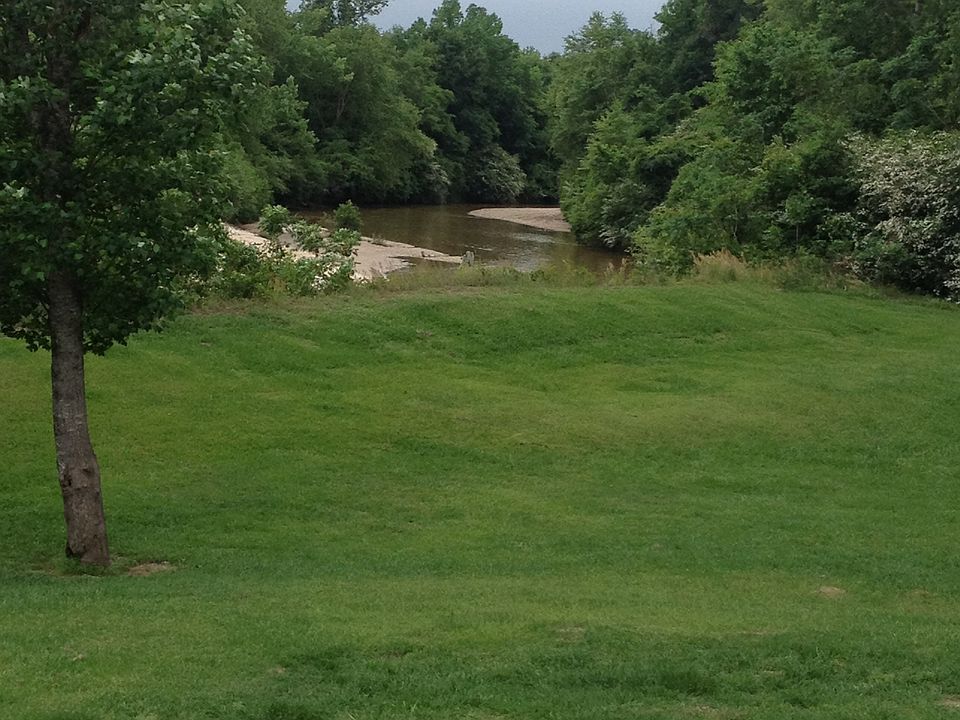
[352,237,461,279]
[468,207,572,233]
[226,225,461,281]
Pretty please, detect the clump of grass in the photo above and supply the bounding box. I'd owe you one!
[356,261,647,295]
[691,249,751,283]
[691,249,867,294]
[357,264,563,294]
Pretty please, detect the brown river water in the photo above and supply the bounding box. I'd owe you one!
[307,205,625,274]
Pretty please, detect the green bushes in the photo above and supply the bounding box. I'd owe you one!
[207,237,275,299]
[291,221,361,295]
[847,132,960,299]
[259,205,293,242]
[206,237,319,299]
[333,201,362,233]
[209,203,362,299]
[208,237,352,299]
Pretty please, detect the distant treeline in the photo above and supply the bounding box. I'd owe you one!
[232,0,960,298]
[226,0,557,218]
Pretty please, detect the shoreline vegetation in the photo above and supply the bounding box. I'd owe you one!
[202,0,955,302]
[141,0,955,302]
[227,222,462,281]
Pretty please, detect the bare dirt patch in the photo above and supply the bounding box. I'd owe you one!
[469,207,572,233]
[940,696,960,709]
[816,586,847,599]
[687,704,745,718]
[128,561,176,577]
[556,625,587,642]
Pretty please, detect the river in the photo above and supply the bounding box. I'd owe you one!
[319,205,625,274]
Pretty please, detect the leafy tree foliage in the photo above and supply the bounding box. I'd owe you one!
[299,0,389,29]
[390,0,557,202]
[549,13,660,173]
[291,19,435,203]
[222,0,559,207]
[222,77,319,221]
[656,0,763,95]
[555,0,960,289]
[549,2,759,250]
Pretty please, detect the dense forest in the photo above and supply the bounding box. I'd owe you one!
[224,0,557,216]
[222,0,958,298]
[554,0,960,298]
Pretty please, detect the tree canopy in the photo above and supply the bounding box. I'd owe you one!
[552,0,960,297]
[213,0,560,211]
[0,0,263,352]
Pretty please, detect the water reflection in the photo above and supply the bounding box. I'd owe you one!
[305,205,625,274]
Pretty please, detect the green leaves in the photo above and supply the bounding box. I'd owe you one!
[848,131,960,298]
[0,0,263,353]
[555,0,958,291]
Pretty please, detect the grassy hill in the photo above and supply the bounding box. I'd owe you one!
[2,281,959,719]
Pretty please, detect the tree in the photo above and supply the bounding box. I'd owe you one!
[298,0,389,30]
[655,0,763,95]
[0,0,261,565]
[224,0,322,218]
[549,13,689,248]
[549,13,658,172]
[291,20,436,203]
[420,0,555,201]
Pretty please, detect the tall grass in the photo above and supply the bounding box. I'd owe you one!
[691,249,867,293]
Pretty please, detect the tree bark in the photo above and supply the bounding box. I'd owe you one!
[48,271,110,566]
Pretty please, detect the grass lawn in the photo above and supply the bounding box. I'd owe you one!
[2,281,960,719]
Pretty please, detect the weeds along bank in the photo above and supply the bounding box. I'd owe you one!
[203,219,883,302]
[2,281,960,719]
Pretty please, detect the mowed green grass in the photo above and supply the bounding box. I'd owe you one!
[2,282,960,720]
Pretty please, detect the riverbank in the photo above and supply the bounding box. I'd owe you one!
[227,224,461,280]
[469,206,572,233]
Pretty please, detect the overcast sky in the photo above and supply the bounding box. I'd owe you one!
[287,2,664,53]
[376,1,662,52]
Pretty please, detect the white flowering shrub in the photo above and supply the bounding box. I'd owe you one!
[291,222,360,293]
[849,132,960,298]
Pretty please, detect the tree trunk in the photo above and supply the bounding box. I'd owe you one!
[48,271,110,566]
